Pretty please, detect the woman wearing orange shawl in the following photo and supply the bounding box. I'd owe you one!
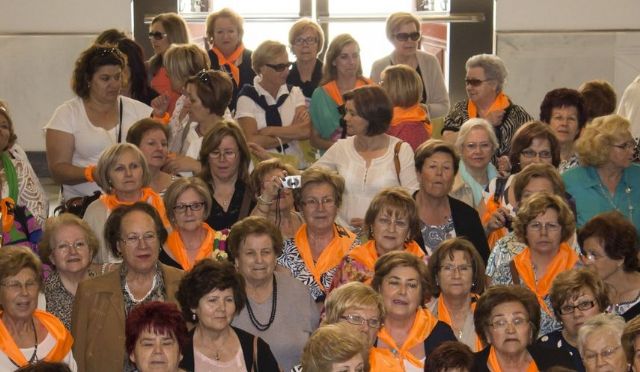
[83,144,170,264]
[490,192,579,337]
[278,167,358,303]
[442,54,532,161]
[205,8,256,112]
[330,188,424,290]
[370,251,456,371]
[0,247,76,370]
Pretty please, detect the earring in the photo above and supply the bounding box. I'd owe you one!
[192,312,197,322]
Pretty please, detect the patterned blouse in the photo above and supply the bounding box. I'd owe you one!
[43,268,100,330]
[421,217,456,256]
[559,153,579,174]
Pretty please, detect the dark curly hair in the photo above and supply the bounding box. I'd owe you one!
[125,301,188,357]
[578,211,639,272]
[539,88,587,134]
[72,44,126,99]
[103,202,169,258]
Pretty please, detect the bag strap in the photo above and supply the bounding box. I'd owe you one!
[393,141,403,185]
[251,335,259,372]
[509,260,520,285]
[117,98,123,143]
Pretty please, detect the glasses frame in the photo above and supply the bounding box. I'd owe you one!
[148,31,168,40]
[520,149,553,159]
[265,62,292,72]
[340,314,382,329]
[558,300,596,315]
[527,221,561,233]
[54,240,90,253]
[173,202,206,213]
[488,317,530,331]
[293,36,318,46]
[394,32,421,42]
[582,345,622,365]
[465,78,490,87]
[301,197,336,209]
[120,232,158,248]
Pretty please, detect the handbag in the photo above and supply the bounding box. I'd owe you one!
[53,191,101,218]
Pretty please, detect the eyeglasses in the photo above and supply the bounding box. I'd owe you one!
[55,240,89,253]
[196,70,212,86]
[489,317,530,331]
[394,32,421,41]
[583,345,622,365]
[173,202,205,213]
[294,36,318,46]
[527,221,561,233]
[340,314,382,329]
[463,142,492,151]
[302,197,336,209]
[521,149,553,159]
[1,280,38,293]
[148,31,168,40]
[375,217,409,229]
[611,141,635,151]
[120,232,158,248]
[465,78,490,87]
[559,300,596,315]
[265,62,292,72]
[208,150,237,161]
[440,264,473,275]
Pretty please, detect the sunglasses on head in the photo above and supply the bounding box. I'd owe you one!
[196,70,212,85]
[395,32,421,42]
[465,78,490,87]
[148,31,167,40]
[265,62,292,72]
[96,47,118,57]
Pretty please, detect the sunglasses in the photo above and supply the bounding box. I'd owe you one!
[96,47,119,57]
[395,32,421,42]
[266,62,292,72]
[196,70,212,85]
[148,31,168,40]
[465,78,490,87]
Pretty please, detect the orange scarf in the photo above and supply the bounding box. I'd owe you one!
[467,92,510,119]
[211,44,245,85]
[371,308,439,370]
[513,243,578,316]
[294,224,355,293]
[99,187,170,228]
[348,240,425,273]
[0,310,74,367]
[1,198,15,232]
[487,346,538,372]
[165,223,215,271]
[482,196,507,248]
[391,105,432,137]
[322,78,372,106]
[436,295,483,351]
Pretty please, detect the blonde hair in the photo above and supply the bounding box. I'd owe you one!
[512,192,576,245]
[163,177,213,226]
[381,64,423,107]
[454,118,499,155]
[298,167,345,209]
[288,18,324,54]
[321,34,363,85]
[95,143,151,194]
[301,323,370,372]
[205,8,244,43]
[251,40,287,74]
[40,214,100,266]
[164,44,210,88]
[323,282,385,325]
[385,12,420,42]
[574,114,631,167]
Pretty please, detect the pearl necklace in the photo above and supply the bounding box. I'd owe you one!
[125,274,157,303]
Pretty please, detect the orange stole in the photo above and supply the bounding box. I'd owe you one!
[322,78,372,106]
[482,196,507,249]
[348,240,425,273]
[211,44,245,85]
[1,197,15,232]
[513,243,578,316]
[436,296,483,351]
[391,105,432,137]
[0,310,74,367]
[467,92,510,119]
[165,223,216,271]
[372,308,439,370]
[99,187,170,228]
[293,224,355,292]
[487,346,538,372]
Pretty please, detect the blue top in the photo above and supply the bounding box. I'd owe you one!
[562,164,640,235]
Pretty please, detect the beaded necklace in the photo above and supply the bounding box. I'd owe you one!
[246,274,277,331]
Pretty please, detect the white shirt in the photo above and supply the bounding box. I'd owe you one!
[0,332,78,371]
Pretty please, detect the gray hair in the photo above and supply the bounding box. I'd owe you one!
[577,313,625,356]
[466,54,508,92]
[454,118,499,155]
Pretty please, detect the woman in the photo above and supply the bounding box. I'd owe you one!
[331,187,424,288]
[310,34,372,151]
[427,238,486,352]
[425,341,474,372]
[622,314,640,372]
[314,85,418,228]
[0,246,76,370]
[442,54,533,159]
[380,64,431,150]
[539,88,587,173]
[537,268,610,372]
[370,12,450,119]
[126,118,173,194]
[83,143,169,263]
[472,285,574,371]
[413,139,490,260]
[199,119,255,231]
[205,8,255,111]
[491,192,578,337]
[451,118,499,215]
[125,301,188,372]
[148,12,189,115]
[278,167,357,303]
[370,251,456,370]
[578,80,617,123]
[287,18,324,101]
[176,258,279,371]
[227,216,319,371]
[236,40,310,168]
[161,177,221,271]
[299,323,369,372]
[45,44,156,202]
[578,211,640,321]
[72,202,184,372]
[562,114,640,233]
[577,314,628,372]
[0,101,48,227]
[250,158,303,240]
[40,214,117,330]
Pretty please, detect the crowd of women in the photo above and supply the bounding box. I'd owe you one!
[1,6,640,372]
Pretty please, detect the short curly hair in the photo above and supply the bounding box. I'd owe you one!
[125,301,188,358]
[288,18,324,54]
[103,202,169,258]
[323,281,385,325]
[162,177,213,226]
[539,88,587,134]
[414,139,460,175]
[343,85,392,136]
[512,192,576,246]
[0,245,42,288]
[297,167,345,209]
[126,118,170,147]
[226,216,283,263]
[39,213,100,266]
[427,237,486,297]
[301,323,370,372]
[425,341,474,372]
[251,40,287,74]
[577,313,625,356]
[512,163,565,204]
[363,187,420,242]
[622,314,640,364]
[72,44,125,99]
[371,251,432,305]
[466,54,508,92]
[249,158,299,198]
[385,12,420,43]
[176,259,246,322]
[578,80,617,122]
[508,120,560,173]
[549,268,609,320]
[454,118,499,156]
[577,211,639,272]
[205,8,244,44]
[574,114,632,167]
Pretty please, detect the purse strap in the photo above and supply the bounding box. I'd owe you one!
[117,98,123,143]
[393,141,403,185]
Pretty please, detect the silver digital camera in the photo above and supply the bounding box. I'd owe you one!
[281,175,302,189]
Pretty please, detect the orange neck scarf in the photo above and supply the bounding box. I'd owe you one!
[165,223,215,271]
[1,198,15,232]
[100,187,170,228]
[0,310,74,367]
[467,92,510,119]
[487,346,538,372]
[322,78,371,106]
[436,295,483,351]
[211,44,245,85]
[482,196,508,248]
[391,104,431,133]
[348,240,425,272]
[372,308,439,370]
[513,243,578,316]
[294,224,355,293]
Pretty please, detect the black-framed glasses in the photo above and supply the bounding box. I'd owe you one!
[196,70,212,86]
[266,62,292,72]
[294,36,318,46]
[465,78,490,87]
[173,202,206,213]
[394,32,421,41]
[559,300,596,315]
[148,31,168,40]
[340,314,382,329]
[521,149,553,159]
